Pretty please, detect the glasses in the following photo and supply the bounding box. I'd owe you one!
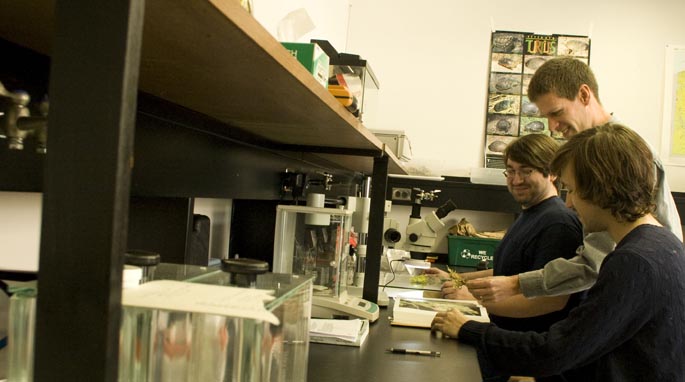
[502,168,535,179]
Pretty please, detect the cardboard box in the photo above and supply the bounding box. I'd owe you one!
[447,234,500,267]
[281,42,329,88]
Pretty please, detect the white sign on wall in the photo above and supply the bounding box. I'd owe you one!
[661,45,685,166]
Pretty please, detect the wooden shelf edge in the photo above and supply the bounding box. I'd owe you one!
[0,0,392,173]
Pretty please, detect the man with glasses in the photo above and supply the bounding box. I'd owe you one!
[465,57,682,304]
[428,133,583,382]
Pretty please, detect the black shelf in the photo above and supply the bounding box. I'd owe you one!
[0,1,404,380]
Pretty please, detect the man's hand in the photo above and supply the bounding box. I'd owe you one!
[441,280,476,300]
[422,267,449,279]
[431,308,470,338]
[466,275,521,303]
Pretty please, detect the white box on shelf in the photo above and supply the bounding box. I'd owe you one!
[470,167,507,186]
[370,129,412,161]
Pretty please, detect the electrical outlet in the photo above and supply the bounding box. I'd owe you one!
[391,187,411,201]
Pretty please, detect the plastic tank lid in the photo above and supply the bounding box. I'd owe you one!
[221,258,269,274]
[125,249,161,266]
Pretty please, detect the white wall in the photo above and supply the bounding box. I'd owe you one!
[0,194,233,271]
[252,0,351,50]
[193,198,232,261]
[345,0,685,191]
[0,192,41,272]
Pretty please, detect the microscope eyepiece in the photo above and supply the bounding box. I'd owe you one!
[435,199,457,219]
[383,228,401,243]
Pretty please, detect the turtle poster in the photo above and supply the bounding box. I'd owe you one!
[484,31,590,168]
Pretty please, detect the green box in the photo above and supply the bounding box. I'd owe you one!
[447,234,500,267]
[281,42,329,88]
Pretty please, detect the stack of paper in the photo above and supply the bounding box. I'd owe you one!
[309,318,369,347]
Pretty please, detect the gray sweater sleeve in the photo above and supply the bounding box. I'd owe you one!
[653,156,683,241]
[518,231,615,297]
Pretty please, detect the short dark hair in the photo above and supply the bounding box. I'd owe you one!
[550,123,655,222]
[504,133,560,178]
[528,57,601,104]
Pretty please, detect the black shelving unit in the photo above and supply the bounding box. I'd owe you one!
[0,1,406,380]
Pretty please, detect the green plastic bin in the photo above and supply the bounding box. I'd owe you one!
[447,234,500,267]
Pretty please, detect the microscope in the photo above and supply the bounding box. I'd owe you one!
[403,188,457,256]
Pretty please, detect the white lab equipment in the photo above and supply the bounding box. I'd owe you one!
[273,204,379,322]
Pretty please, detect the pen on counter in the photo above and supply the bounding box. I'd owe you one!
[386,347,441,357]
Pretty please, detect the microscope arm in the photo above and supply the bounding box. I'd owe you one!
[404,199,457,253]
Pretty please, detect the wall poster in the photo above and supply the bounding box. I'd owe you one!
[484,31,591,168]
[661,45,685,166]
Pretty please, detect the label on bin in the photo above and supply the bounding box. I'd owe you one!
[461,249,492,261]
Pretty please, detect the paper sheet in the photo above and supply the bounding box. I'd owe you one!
[309,318,364,341]
[122,280,279,325]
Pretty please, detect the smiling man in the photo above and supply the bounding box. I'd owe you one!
[527,57,612,139]
[476,134,584,382]
[464,57,682,304]
[492,134,584,314]
[432,123,685,381]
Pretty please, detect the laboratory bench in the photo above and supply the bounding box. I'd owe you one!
[308,305,482,382]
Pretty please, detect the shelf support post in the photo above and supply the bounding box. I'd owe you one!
[363,154,389,303]
[34,1,145,381]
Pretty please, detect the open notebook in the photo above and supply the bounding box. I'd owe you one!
[391,296,489,328]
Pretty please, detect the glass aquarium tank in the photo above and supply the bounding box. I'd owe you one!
[310,39,380,126]
[8,264,312,382]
[272,205,353,300]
